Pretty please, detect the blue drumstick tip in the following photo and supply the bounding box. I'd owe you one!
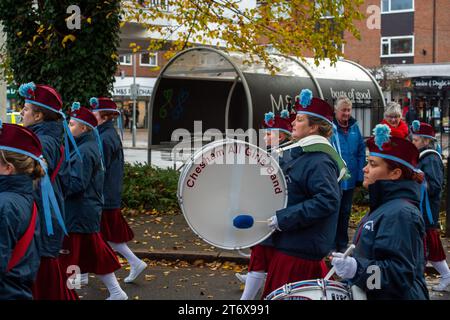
[233,214,254,229]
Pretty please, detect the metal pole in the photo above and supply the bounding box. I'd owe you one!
[132,53,137,147]
[0,24,7,122]
[146,99,152,165]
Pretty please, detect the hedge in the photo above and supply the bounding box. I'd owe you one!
[122,163,180,213]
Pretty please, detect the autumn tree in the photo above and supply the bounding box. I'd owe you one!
[122,0,364,71]
[0,0,363,105]
[0,0,121,106]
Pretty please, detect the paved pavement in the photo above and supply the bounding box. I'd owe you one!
[76,260,244,300]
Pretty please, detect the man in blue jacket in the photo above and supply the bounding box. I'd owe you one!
[332,96,366,253]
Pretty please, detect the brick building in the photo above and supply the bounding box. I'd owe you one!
[343,0,450,130]
[115,0,450,130]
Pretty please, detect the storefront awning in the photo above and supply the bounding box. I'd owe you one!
[388,63,450,78]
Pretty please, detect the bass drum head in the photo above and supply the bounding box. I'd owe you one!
[177,139,287,250]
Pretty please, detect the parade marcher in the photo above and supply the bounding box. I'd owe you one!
[0,122,60,299]
[380,102,409,139]
[331,124,429,300]
[238,109,292,300]
[331,96,366,252]
[90,97,147,283]
[59,103,128,300]
[18,82,78,300]
[405,105,419,126]
[261,89,348,299]
[410,120,449,291]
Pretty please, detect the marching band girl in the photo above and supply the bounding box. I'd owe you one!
[0,123,48,299]
[331,124,429,300]
[18,82,78,300]
[90,97,147,283]
[410,121,449,291]
[262,89,346,298]
[59,103,128,300]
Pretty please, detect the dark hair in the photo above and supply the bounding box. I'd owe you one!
[98,110,119,122]
[31,105,61,121]
[306,115,333,138]
[384,159,424,184]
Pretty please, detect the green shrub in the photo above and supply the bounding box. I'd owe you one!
[352,186,369,206]
[122,163,180,213]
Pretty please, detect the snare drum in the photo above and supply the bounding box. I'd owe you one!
[177,139,288,250]
[265,279,352,300]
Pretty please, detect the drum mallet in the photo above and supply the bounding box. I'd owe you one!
[324,244,356,281]
[233,214,269,229]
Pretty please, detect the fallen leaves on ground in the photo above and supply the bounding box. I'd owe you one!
[145,274,157,281]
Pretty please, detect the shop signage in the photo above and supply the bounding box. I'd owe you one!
[113,86,153,97]
[413,78,450,90]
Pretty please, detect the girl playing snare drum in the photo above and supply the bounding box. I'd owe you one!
[331,124,429,300]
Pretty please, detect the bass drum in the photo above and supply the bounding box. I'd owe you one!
[177,139,287,250]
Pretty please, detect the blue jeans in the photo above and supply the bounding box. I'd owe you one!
[335,189,354,252]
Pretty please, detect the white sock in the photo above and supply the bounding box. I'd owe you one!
[81,273,89,284]
[97,273,125,297]
[240,271,266,300]
[108,242,142,268]
[431,260,450,278]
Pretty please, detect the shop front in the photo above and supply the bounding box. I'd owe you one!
[411,77,450,133]
[111,76,156,129]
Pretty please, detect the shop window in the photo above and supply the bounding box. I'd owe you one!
[381,36,414,57]
[381,0,414,13]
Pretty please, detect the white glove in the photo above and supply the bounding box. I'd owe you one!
[331,252,357,279]
[267,215,281,231]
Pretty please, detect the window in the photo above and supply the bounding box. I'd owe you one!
[381,0,414,13]
[119,54,132,66]
[381,36,414,57]
[138,0,169,12]
[140,52,158,67]
[315,1,344,18]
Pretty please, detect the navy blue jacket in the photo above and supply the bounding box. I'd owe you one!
[332,117,366,190]
[29,121,65,258]
[350,180,428,300]
[98,121,124,209]
[261,139,292,248]
[61,131,104,233]
[0,175,40,300]
[271,146,341,260]
[418,148,444,229]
